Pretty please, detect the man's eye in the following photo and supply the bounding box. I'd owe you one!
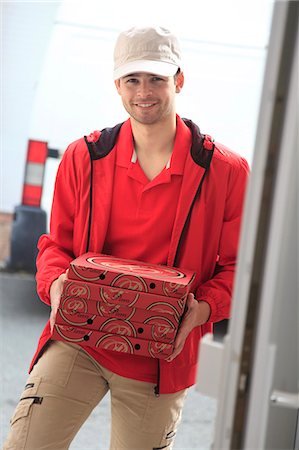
[126,78,138,84]
[152,76,164,82]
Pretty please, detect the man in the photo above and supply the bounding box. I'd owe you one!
[4,26,249,449]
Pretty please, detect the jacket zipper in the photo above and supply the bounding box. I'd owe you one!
[173,167,210,266]
[85,137,94,253]
[154,360,161,396]
[152,173,206,395]
[159,160,212,393]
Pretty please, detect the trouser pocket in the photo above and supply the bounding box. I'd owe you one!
[4,381,43,450]
[3,343,110,450]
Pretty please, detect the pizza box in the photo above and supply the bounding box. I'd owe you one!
[52,324,173,359]
[68,253,195,299]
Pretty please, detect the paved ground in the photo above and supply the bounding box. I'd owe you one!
[0,272,217,450]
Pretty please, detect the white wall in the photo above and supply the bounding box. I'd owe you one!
[1,1,61,212]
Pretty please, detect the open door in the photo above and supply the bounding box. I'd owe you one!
[197,1,299,448]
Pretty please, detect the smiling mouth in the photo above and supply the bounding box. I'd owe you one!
[134,102,157,108]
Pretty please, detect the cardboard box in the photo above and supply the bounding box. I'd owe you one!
[53,254,196,359]
[68,253,195,299]
[59,294,180,328]
[55,308,176,343]
[52,324,173,359]
[63,279,187,317]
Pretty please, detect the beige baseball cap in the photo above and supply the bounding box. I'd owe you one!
[113,26,181,80]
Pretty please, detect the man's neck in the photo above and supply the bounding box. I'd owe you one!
[131,116,177,157]
[130,116,177,181]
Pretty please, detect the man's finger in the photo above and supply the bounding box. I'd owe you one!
[50,308,58,334]
[166,328,186,362]
[166,294,198,362]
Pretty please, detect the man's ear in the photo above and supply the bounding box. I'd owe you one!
[175,71,184,93]
[114,79,121,94]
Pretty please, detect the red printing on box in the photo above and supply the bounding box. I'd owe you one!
[63,279,187,316]
[59,294,180,327]
[52,324,173,359]
[56,308,177,343]
[68,253,195,298]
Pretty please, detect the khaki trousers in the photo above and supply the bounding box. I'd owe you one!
[3,340,187,450]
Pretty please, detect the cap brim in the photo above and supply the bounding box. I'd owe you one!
[114,59,179,80]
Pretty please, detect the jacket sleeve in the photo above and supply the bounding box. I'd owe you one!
[196,155,250,323]
[35,144,81,305]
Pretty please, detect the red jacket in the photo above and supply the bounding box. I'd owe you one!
[32,117,249,394]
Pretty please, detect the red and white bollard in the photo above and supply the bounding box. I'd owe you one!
[6,140,49,272]
[22,140,48,207]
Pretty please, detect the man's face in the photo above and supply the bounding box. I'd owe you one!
[114,72,184,126]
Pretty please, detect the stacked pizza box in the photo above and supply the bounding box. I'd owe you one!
[52,253,195,359]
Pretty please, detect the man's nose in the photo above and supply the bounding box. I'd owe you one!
[137,81,152,96]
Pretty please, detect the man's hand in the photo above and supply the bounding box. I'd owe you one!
[49,271,68,333]
[166,293,211,362]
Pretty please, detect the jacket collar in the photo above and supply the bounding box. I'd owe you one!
[84,117,214,169]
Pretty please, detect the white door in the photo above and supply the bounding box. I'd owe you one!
[198,2,299,448]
